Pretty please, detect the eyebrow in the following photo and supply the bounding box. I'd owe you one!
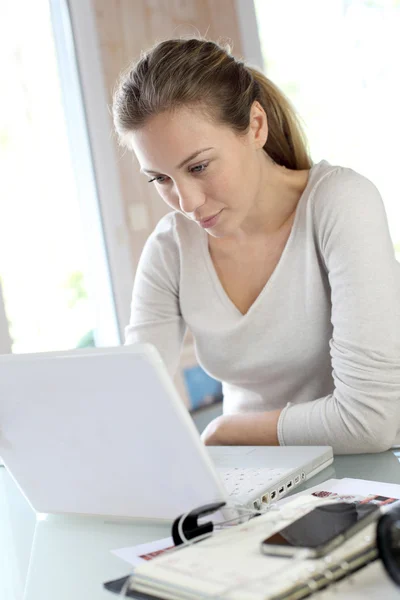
[140,147,214,175]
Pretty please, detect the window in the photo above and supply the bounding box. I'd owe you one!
[0,0,121,353]
[253,0,400,260]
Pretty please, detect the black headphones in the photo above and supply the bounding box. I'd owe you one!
[377,500,400,586]
[171,501,226,546]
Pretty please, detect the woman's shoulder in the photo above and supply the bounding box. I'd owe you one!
[305,160,392,261]
[153,210,198,234]
[308,159,384,222]
[137,212,200,281]
[152,210,201,243]
[146,210,202,260]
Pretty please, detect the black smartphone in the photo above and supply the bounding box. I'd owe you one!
[260,502,380,558]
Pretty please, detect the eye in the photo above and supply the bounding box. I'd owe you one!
[189,162,208,175]
[147,175,169,184]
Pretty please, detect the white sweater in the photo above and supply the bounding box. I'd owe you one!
[125,160,400,454]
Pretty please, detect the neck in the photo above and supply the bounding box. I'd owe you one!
[222,153,310,246]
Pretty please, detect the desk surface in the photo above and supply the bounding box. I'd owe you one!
[2,450,400,600]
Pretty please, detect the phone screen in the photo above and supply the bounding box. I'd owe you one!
[262,502,379,550]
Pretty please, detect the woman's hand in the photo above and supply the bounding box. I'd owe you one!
[201,410,281,446]
[200,415,227,445]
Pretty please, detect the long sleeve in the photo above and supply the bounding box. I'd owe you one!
[124,215,186,378]
[278,168,400,454]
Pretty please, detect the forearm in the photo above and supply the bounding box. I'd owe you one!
[279,389,399,454]
[201,410,281,446]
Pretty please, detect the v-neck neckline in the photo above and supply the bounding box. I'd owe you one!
[200,163,319,319]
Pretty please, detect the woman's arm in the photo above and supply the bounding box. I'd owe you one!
[279,169,400,454]
[125,215,186,378]
[201,410,281,445]
[203,169,400,454]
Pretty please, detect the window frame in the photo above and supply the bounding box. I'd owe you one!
[234,0,264,70]
[0,283,12,354]
[49,0,136,346]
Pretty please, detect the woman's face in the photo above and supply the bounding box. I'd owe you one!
[129,104,268,238]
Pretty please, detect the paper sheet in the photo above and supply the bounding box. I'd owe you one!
[112,537,174,567]
[322,477,400,499]
[279,477,400,506]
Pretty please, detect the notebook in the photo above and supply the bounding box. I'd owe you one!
[106,494,394,600]
[0,344,332,520]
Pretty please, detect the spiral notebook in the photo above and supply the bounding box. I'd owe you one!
[105,494,397,599]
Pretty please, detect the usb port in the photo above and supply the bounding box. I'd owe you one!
[294,475,300,485]
[253,499,261,510]
[286,481,293,489]
[278,486,285,495]
[270,490,277,500]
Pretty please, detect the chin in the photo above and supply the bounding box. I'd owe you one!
[206,219,233,239]
[206,228,225,239]
[209,215,242,239]
[208,227,239,240]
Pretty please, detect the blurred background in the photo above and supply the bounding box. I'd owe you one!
[0,0,399,412]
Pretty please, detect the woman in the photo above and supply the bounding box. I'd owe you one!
[113,38,400,454]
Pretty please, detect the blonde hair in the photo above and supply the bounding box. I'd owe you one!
[113,38,312,170]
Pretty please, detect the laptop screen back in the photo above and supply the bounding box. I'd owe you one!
[0,345,227,520]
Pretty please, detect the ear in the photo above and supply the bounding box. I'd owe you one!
[248,101,268,149]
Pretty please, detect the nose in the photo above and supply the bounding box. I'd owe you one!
[175,181,205,215]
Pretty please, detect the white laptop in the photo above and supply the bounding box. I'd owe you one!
[0,344,333,520]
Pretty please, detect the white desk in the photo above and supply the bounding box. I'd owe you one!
[2,450,400,600]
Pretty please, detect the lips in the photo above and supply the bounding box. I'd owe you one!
[198,210,222,228]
